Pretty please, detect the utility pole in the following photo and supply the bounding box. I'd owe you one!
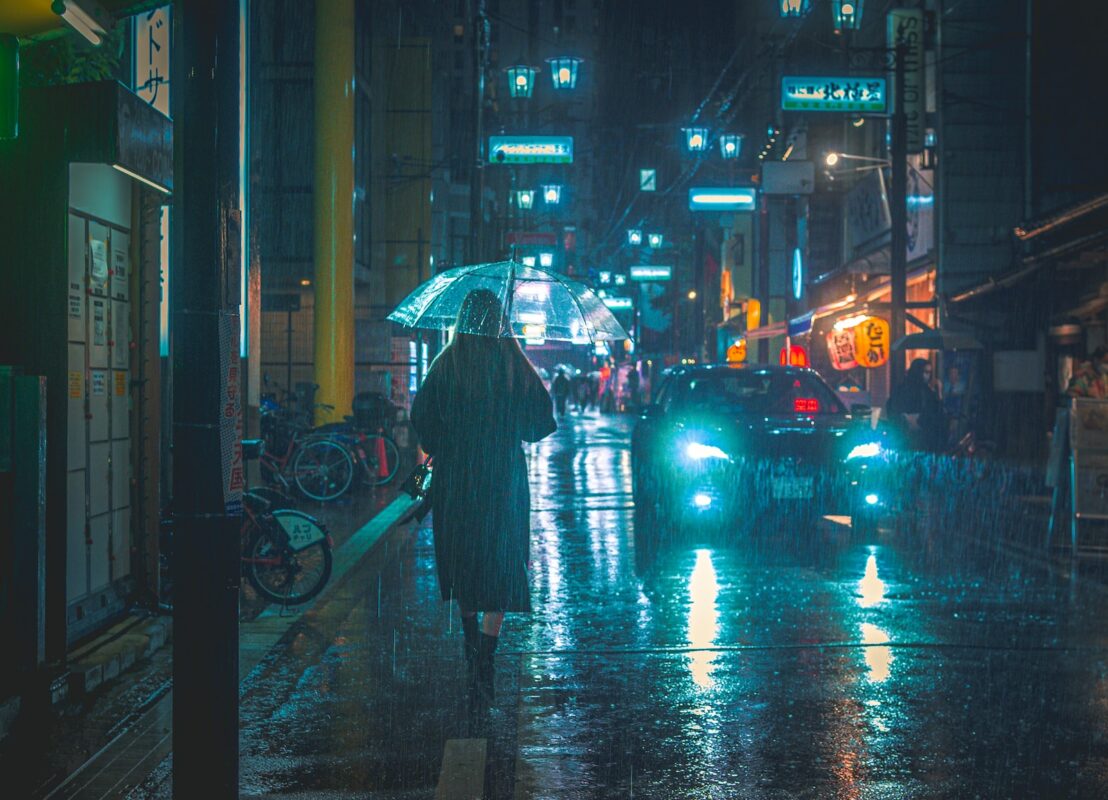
[171,0,242,796]
[469,0,487,263]
[889,42,908,386]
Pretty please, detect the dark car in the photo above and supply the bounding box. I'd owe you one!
[631,364,888,550]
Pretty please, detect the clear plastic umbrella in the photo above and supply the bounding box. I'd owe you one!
[386,260,629,342]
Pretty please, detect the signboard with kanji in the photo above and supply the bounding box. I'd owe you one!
[854,316,890,369]
[133,6,171,117]
[489,136,574,164]
[781,76,887,113]
[827,329,858,371]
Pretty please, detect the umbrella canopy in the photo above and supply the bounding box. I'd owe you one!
[387,260,629,342]
[892,329,983,352]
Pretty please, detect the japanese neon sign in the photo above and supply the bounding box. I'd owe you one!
[488,136,574,164]
[629,265,673,281]
[781,76,887,113]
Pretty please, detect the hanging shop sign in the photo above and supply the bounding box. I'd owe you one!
[887,8,926,153]
[827,328,858,371]
[489,135,573,164]
[629,265,672,281]
[780,344,810,367]
[854,316,890,368]
[133,5,171,117]
[726,339,747,363]
[781,75,887,113]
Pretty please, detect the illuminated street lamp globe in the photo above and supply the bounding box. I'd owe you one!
[545,56,583,90]
[832,0,863,31]
[683,126,710,153]
[627,228,643,246]
[542,184,562,205]
[778,0,812,17]
[719,133,743,159]
[648,233,664,249]
[516,189,535,209]
[505,65,538,98]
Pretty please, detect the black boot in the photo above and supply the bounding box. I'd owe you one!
[461,615,479,690]
[475,632,499,708]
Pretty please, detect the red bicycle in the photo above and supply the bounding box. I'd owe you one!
[241,487,334,606]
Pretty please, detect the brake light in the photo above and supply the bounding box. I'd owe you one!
[794,397,820,413]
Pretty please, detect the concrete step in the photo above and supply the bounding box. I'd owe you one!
[67,616,172,701]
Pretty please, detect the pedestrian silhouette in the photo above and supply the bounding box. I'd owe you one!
[410,289,556,716]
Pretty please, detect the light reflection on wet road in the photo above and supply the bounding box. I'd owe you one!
[226,413,1108,799]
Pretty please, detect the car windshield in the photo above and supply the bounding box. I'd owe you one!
[674,370,845,416]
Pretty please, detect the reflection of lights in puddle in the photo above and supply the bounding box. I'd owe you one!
[860,622,892,683]
[857,552,886,608]
[687,549,720,689]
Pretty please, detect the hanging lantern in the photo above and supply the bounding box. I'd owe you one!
[516,189,535,209]
[542,184,562,205]
[778,0,811,18]
[831,0,863,31]
[505,64,538,98]
[627,229,643,246]
[546,56,583,90]
[647,233,664,249]
[683,126,709,153]
[719,134,743,159]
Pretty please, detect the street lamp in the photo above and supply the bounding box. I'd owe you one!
[687,290,697,300]
[542,184,562,205]
[648,233,664,249]
[505,64,539,98]
[831,0,863,31]
[515,189,535,209]
[599,271,612,284]
[824,151,889,169]
[627,228,643,246]
[683,126,709,153]
[778,0,811,18]
[546,56,583,90]
[539,251,554,268]
[719,133,743,159]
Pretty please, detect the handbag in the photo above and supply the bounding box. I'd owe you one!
[398,457,433,524]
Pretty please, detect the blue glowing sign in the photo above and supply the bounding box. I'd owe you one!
[688,187,757,212]
[602,296,633,310]
[630,265,672,281]
[489,135,574,164]
[792,247,804,300]
[781,76,886,112]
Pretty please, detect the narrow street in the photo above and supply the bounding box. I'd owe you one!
[121,414,1108,799]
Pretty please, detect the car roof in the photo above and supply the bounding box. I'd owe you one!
[661,363,822,380]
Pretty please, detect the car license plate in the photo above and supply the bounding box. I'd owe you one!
[771,476,813,500]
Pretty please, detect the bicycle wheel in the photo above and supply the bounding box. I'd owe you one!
[245,512,333,605]
[362,434,401,486]
[292,438,354,501]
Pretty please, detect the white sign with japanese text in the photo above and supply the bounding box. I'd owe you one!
[134,6,171,117]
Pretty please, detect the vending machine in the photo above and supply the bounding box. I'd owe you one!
[0,81,171,658]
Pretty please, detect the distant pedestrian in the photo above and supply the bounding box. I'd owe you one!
[552,369,571,416]
[410,289,556,715]
[887,358,945,451]
[626,366,641,410]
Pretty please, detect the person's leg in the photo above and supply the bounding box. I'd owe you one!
[475,611,504,706]
[481,611,504,636]
[460,605,480,686]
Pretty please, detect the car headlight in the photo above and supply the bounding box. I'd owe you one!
[846,442,882,460]
[686,441,730,461]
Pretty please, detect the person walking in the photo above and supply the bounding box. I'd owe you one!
[410,289,557,714]
[552,368,571,416]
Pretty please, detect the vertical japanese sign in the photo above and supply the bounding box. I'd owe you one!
[134,6,170,116]
[887,8,925,154]
[854,317,891,369]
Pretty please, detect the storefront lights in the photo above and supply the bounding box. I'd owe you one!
[539,251,554,268]
[719,134,743,159]
[52,0,110,46]
[546,56,582,90]
[522,255,537,267]
[542,184,562,204]
[683,126,709,153]
[505,64,538,98]
[516,189,535,209]
[627,228,643,246]
[831,0,863,31]
[648,233,664,249]
[778,0,811,18]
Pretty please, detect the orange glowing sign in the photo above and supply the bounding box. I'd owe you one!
[779,344,810,367]
[727,339,747,363]
[854,316,890,369]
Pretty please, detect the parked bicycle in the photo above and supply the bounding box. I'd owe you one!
[259,394,356,501]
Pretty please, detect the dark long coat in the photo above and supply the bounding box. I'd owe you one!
[410,343,556,611]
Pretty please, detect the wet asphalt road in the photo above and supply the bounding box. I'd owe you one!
[179,413,1108,798]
